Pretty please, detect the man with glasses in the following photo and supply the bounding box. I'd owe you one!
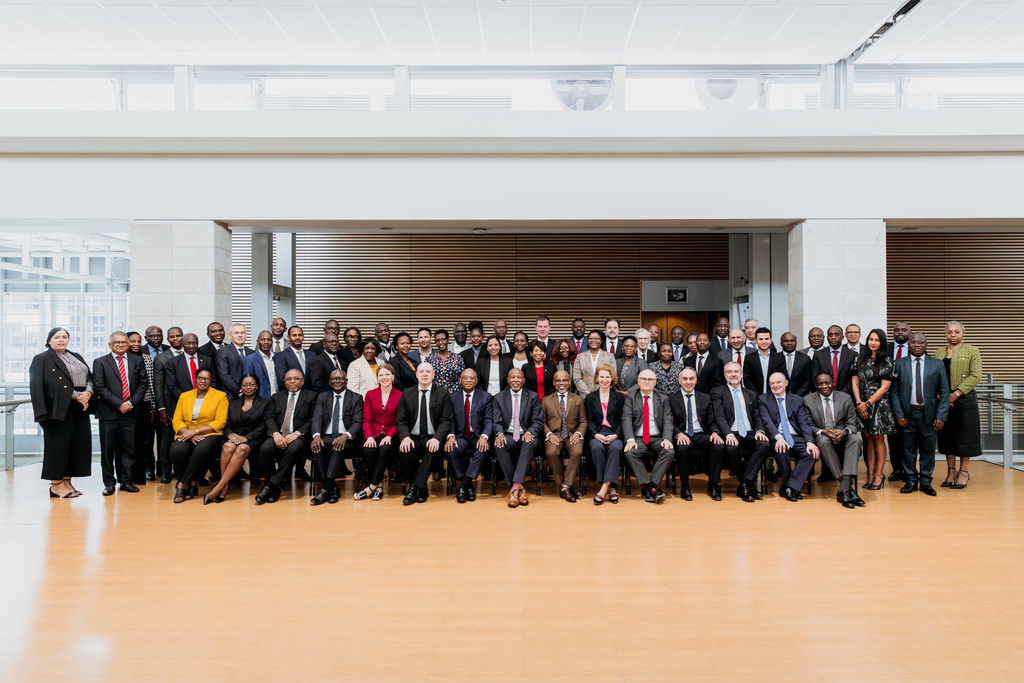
[309,320,341,357]
[622,369,674,503]
[92,331,149,496]
[541,370,587,502]
[711,361,770,503]
[892,333,949,497]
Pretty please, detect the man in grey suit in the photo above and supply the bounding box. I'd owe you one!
[804,373,865,509]
[892,333,950,496]
[800,327,826,358]
[717,328,751,368]
[216,323,255,402]
[408,327,434,365]
[621,369,675,503]
[152,326,184,483]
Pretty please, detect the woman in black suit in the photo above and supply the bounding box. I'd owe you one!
[522,340,557,400]
[206,373,269,503]
[30,327,93,498]
[584,363,624,505]
[476,335,513,396]
[339,326,362,367]
[390,332,419,391]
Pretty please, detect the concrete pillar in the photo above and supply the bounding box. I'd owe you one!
[788,219,886,343]
[130,221,232,339]
[250,233,273,335]
[749,233,789,334]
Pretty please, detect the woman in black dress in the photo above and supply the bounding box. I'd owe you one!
[206,373,269,503]
[390,332,419,391]
[30,327,93,498]
[584,364,624,505]
[339,327,363,367]
[851,329,896,489]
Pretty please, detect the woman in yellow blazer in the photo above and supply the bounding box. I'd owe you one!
[934,321,983,489]
[170,369,228,503]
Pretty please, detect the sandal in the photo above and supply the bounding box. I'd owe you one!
[372,486,384,501]
[941,468,958,488]
[593,493,605,505]
[609,491,619,504]
[354,487,372,501]
[174,487,187,504]
[49,486,81,499]
[950,470,970,489]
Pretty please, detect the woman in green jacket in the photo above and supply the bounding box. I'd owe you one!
[934,321,982,489]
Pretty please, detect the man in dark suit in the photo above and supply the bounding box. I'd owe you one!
[541,370,588,502]
[309,369,363,505]
[307,333,345,393]
[397,362,454,505]
[444,368,494,503]
[886,321,913,483]
[667,367,725,501]
[621,369,674,503]
[892,333,950,496]
[683,333,725,394]
[143,325,169,360]
[711,317,731,354]
[800,327,826,359]
[743,318,778,354]
[742,327,776,395]
[459,323,486,369]
[408,327,435,365]
[92,331,149,495]
[636,328,658,363]
[757,372,820,502]
[570,318,588,355]
[163,333,213,431]
[308,319,340,357]
[274,326,318,389]
[152,326,184,483]
[270,317,288,355]
[804,373,865,508]
[198,321,226,384]
[242,330,278,400]
[718,328,751,368]
[810,325,857,396]
[493,319,511,355]
[772,332,813,396]
[255,369,317,504]
[492,368,544,508]
[215,323,255,402]
[710,361,771,503]
[374,322,394,363]
[604,318,625,358]
[137,325,168,482]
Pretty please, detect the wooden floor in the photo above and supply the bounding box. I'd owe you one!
[2,461,1023,683]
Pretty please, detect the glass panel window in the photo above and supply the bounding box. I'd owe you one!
[906,76,1024,109]
[626,78,757,111]
[195,83,255,111]
[409,79,606,111]
[853,81,896,109]
[0,78,117,110]
[126,83,175,110]
[265,78,394,111]
[767,81,821,110]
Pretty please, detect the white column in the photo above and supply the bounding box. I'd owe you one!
[174,65,194,111]
[788,219,886,344]
[748,233,789,334]
[274,233,296,326]
[250,233,274,335]
[130,221,232,338]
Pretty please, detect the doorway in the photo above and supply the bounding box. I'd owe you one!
[641,312,728,342]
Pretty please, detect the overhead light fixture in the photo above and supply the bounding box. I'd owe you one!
[473,228,486,235]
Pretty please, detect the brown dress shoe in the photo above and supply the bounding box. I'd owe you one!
[508,490,520,508]
[518,488,529,506]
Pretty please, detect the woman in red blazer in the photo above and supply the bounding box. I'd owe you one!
[355,363,401,501]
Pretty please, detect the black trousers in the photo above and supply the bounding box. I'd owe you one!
[887,422,906,473]
[363,438,398,487]
[674,432,725,484]
[40,403,93,481]
[99,415,137,486]
[722,433,773,481]
[156,421,176,478]
[132,402,157,481]
[314,436,360,482]
[259,437,311,487]
[170,436,224,485]
[446,435,489,480]
[494,435,536,487]
[400,437,438,490]
[775,440,815,490]
[902,407,936,486]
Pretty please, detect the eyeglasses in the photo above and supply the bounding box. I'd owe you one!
[638,377,656,382]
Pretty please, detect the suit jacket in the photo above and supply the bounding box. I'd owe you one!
[346,357,380,396]
[710,336,731,354]
[265,388,317,437]
[152,348,181,412]
[242,351,277,400]
[718,346,752,368]
[460,346,485,370]
[891,355,950,425]
[491,388,544,440]
[742,351,777,395]
[311,389,364,441]
[800,346,826,360]
[475,355,514,394]
[641,347,658,363]
[407,349,433,366]
[448,388,494,440]
[604,338,626,359]
[621,388,673,444]
[308,353,346,393]
[770,351,813,397]
[615,356,648,393]
[274,346,318,389]
[225,395,270,443]
[197,341,222,385]
[887,341,912,362]
[810,346,857,396]
[667,390,720,439]
[683,353,726,394]
[165,353,213,417]
[757,392,815,445]
[710,384,766,436]
[583,389,624,441]
[216,345,256,401]
[541,391,587,440]
[522,361,558,397]
[92,352,148,421]
[172,388,229,434]
[30,348,92,422]
[572,350,616,396]
[362,386,401,439]
[396,385,453,442]
[803,389,861,435]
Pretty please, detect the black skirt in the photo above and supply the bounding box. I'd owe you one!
[937,391,982,458]
[40,401,93,480]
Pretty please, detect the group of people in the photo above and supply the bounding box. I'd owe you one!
[31,313,983,509]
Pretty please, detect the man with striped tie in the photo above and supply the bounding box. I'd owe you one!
[710,362,771,503]
[92,331,149,496]
[757,373,820,503]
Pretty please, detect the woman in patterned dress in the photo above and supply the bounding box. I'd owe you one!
[851,328,896,490]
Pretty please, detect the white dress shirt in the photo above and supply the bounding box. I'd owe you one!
[727,385,751,434]
[282,390,300,435]
[892,342,909,360]
[314,389,351,438]
[259,351,279,395]
[627,391,662,443]
[411,385,434,436]
[679,390,704,434]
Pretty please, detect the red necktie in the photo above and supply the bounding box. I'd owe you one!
[832,350,839,383]
[117,355,130,402]
[896,345,903,359]
[697,356,704,376]
[610,341,615,355]
[189,355,198,388]
[332,356,339,369]
[736,350,742,365]
[642,395,651,445]
[576,339,582,353]
[463,394,471,439]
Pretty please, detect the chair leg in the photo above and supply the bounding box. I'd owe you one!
[491,455,498,496]
[580,453,587,496]
[534,456,544,496]
[760,460,768,496]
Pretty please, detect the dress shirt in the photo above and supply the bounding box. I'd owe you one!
[805,346,824,358]
[714,336,729,351]
[911,356,925,406]
[314,389,351,439]
[146,344,162,359]
[695,352,710,374]
[324,352,341,370]
[773,394,797,442]
[605,338,618,355]
[672,343,686,362]
[505,390,522,434]
[450,341,471,354]
[169,348,183,357]
[757,351,771,393]
[260,352,279,394]
[627,391,661,442]
[536,337,551,350]
[410,385,434,436]
[680,390,703,433]
[183,353,199,390]
[847,343,862,355]
[892,342,908,360]
[546,392,582,439]
[727,385,751,433]
[816,393,852,436]
[450,391,487,440]
[232,344,246,357]
[572,336,586,353]
[272,337,285,355]
[282,391,300,434]
[112,353,132,406]
[745,339,758,352]
[291,346,307,372]
[783,351,796,376]
[498,338,510,354]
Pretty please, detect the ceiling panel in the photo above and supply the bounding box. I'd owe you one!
[427,7,483,53]
[374,6,436,52]
[674,5,743,51]
[52,6,153,51]
[319,6,390,51]
[801,2,896,62]
[478,6,529,52]
[914,3,1012,50]
[767,5,846,52]
[266,6,341,51]
[161,5,249,51]
[626,5,689,52]
[212,6,294,51]
[578,5,636,52]
[105,5,202,51]
[1,4,106,49]
[532,6,584,52]
[720,5,797,50]
[959,2,1024,49]
[0,10,62,49]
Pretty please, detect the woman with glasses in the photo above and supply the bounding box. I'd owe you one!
[170,369,228,503]
[572,330,615,397]
[934,321,983,490]
[206,373,269,503]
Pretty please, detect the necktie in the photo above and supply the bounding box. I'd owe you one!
[238,347,244,360]
[117,355,130,402]
[733,388,747,437]
[736,350,742,365]
[697,355,704,376]
[512,393,521,441]
[189,355,198,389]
[786,353,794,376]
[832,350,839,383]
[559,394,568,439]
[331,355,339,369]
[274,340,281,353]
[609,341,616,356]
[418,390,429,438]
[674,345,681,362]
[914,358,923,405]
[283,392,295,433]
[501,340,509,354]
[778,397,794,447]
[575,339,582,353]
[331,394,341,437]
[296,349,306,373]
[896,345,904,359]
[824,397,835,430]
[463,394,472,439]
[642,395,651,444]
[685,394,695,437]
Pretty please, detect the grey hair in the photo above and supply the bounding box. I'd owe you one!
[945,321,965,333]
[108,330,127,342]
[744,318,758,325]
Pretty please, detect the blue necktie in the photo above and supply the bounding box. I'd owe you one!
[685,394,695,437]
[777,397,794,447]
[733,388,747,437]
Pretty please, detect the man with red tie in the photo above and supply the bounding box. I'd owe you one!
[810,325,858,398]
[493,319,511,355]
[622,369,675,503]
[571,318,587,354]
[886,321,913,482]
[444,368,494,503]
[604,318,624,358]
[92,331,149,496]
[716,328,749,368]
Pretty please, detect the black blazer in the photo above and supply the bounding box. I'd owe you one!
[224,396,270,443]
[742,351,777,395]
[475,355,514,394]
[709,384,765,436]
[152,349,178,413]
[522,361,558,397]
[197,341,221,385]
[810,346,857,396]
[583,389,624,441]
[307,353,346,394]
[642,348,658,363]
[683,353,726,394]
[273,347,318,388]
[770,351,813,397]
[30,348,91,422]
[491,388,544,440]
[165,353,213,417]
[667,390,720,439]
[338,346,361,367]
[216,345,256,400]
[396,385,453,442]
[265,388,317,437]
[391,355,420,392]
[460,346,485,370]
[92,352,148,421]
[311,389,364,441]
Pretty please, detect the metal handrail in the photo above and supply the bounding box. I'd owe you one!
[0,399,31,410]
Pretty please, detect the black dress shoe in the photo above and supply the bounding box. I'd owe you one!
[569,486,582,500]
[679,485,693,502]
[456,488,468,504]
[707,483,722,501]
[837,489,856,509]
[920,484,937,496]
[888,470,906,482]
[310,488,330,506]
[781,486,801,502]
[849,490,866,507]
[900,482,918,494]
[102,485,116,496]
[160,474,172,484]
[652,486,666,504]
[120,481,140,493]
[403,486,418,506]
[641,486,655,503]
[415,488,428,503]
[255,484,274,505]
[432,472,442,482]
[145,469,156,482]
[560,487,577,503]
[466,485,476,502]
[741,483,757,503]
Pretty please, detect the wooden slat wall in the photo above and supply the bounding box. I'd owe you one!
[281,233,729,338]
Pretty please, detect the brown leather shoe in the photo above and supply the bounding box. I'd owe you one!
[507,490,520,508]
[518,488,529,506]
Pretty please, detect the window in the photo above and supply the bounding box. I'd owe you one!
[409,78,593,111]
[126,83,175,110]
[195,83,254,111]
[0,78,117,110]
[767,81,821,110]
[264,78,394,111]
[626,78,756,111]
[853,81,897,109]
[906,76,1024,109]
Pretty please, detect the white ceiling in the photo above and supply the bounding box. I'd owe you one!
[0,0,912,66]
[858,0,1024,64]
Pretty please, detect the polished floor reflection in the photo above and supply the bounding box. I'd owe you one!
[2,461,1023,683]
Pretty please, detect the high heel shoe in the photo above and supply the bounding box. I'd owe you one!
[372,486,384,501]
[353,487,372,501]
[950,471,970,489]
[174,487,187,504]
[188,484,199,500]
[49,486,82,499]
[203,493,214,505]
[941,468,958,488]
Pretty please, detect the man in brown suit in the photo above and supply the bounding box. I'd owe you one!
[542,370,588,502]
